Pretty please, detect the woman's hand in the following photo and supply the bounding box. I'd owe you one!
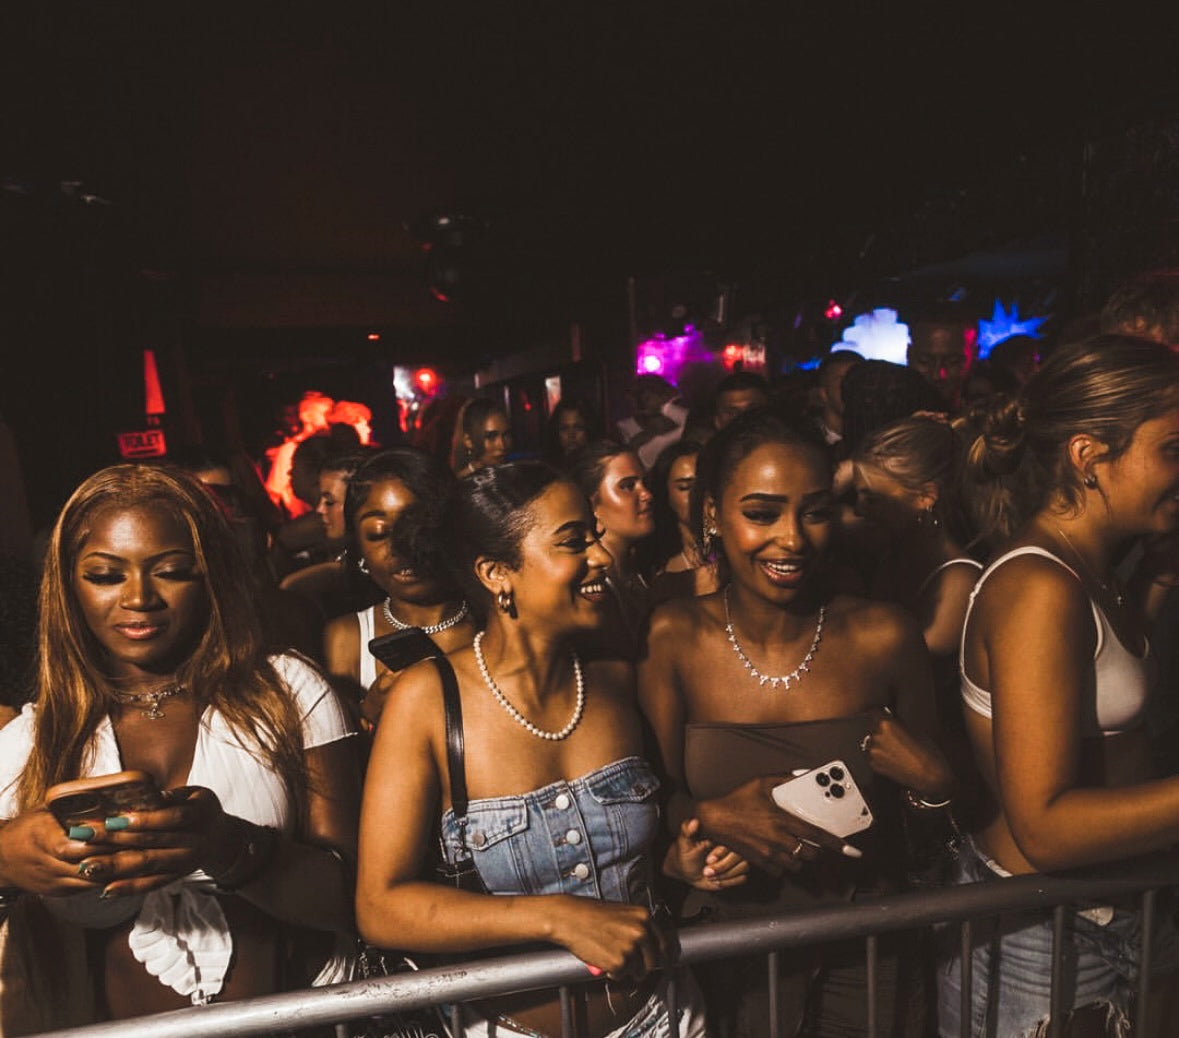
[860,708,954,800]
[89,785,238,897]
[695,775,860,875]
[361,670,399,728]
[0,809,108,896]
[664,817,749,890]
[548,896,665,981]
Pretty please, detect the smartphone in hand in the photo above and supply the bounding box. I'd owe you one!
[771,760,873,839]
[45,770,165,832]
[368,627,439,671]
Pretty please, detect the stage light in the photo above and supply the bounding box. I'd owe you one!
[641,353,664,374]
[367,332,381,342]
[414,368,439,395]
[722,343,744,368]
[836,308,910,364]
[977,298,1049,358]
[824,300,843,321]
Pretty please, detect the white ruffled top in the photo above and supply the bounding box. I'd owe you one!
[0,653,355,1004]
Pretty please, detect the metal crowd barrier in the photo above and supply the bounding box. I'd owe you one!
[29,851,1179,1038]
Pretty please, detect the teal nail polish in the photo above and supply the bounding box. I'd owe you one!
[99,886,119,900]
[105,816,130,831]
[68,825,95,841]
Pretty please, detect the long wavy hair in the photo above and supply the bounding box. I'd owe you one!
[18,463,309,816]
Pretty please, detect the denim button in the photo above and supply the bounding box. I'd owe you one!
[566,829,581,845]
[472,831,487,847]
[572,863,590,880]
[554,793,571,810]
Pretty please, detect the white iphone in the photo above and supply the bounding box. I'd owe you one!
[771,759,874,839]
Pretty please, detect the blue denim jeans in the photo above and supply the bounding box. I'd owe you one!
[936,838,1141,1038]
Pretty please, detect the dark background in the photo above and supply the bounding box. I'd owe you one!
[3,4,1179,527]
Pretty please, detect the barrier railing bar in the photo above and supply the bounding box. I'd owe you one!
[1138,887,1156,1034]
[1049,904,1067,1038]
[767,949,781,1038]
[559,984,573,1038]
[865,932,878,1038]
[29,853,1179,1038]
[665,968,678,1036]
[958,918,972,1038]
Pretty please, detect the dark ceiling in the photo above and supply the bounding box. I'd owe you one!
[3,5,1179,386]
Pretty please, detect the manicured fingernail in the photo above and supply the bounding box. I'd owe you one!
[99,886,119,900]
[105,816,130,831]
[841,843,863,860]
[586,965,603,977]
[68,825,95,841]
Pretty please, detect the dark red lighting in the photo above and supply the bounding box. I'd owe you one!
[824,300,843,321]
[722,343,743,368]
[367,332,381,341]
[413,368,439,395]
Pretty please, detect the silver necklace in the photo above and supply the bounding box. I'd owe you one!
[109,682,186,720]
[473,631,585,741]
[723,587,825,690]
[382,598,470,635]
[1054,528,1125,608]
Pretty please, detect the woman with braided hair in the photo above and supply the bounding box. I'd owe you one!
[939,335,1179,1037]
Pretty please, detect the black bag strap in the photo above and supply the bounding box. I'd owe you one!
[428,652,468,820]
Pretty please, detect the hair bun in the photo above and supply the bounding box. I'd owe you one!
[966,394,1027,478]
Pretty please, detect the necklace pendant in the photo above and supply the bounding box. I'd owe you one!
[142,699,165,720]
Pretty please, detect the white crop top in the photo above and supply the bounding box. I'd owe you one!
[960,546,1150,736]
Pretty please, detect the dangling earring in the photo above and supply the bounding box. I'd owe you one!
[703,525,719,556]
[923,505,940,529]
[496,589,515,617]
[357,555,370,575]
[1083,473,1098,489]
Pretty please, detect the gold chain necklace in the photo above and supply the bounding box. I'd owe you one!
[109,682,187,720]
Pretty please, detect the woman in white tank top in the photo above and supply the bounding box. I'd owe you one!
[939,335,1179,1037]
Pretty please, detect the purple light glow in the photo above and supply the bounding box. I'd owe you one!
[634,328,713,381]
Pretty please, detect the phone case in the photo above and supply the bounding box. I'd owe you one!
[45,770,165,829]
[368,628,439,671]
[771,759,874,839]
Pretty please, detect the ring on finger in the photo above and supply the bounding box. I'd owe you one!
[788,841,804,860]
[77,859,105,881]
[859,733,872,753]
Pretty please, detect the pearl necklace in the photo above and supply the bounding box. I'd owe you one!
[109,682,186,720]
[473,631,585,741]
[723,587,825,691]
[382,598,470,635]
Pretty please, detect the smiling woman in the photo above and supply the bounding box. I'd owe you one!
[637,407,955,1037]
[0,463,359,1029]
[356,461,712,1037]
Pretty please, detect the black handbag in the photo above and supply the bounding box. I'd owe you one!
[352,649,485,1038]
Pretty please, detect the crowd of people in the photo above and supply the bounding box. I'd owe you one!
[2,273,1179,1038]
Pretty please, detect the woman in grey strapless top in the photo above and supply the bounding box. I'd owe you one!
[639,408,956,1038]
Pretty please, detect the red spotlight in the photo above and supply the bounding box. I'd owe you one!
[367,332,381,342]
[722,343,743,368]
[413,368,439,395]
[824,300,843,321]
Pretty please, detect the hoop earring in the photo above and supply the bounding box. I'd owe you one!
[357,556,370,575]
[496,589,516,617]
[1083,473,1098,489]
[703,525,719,556]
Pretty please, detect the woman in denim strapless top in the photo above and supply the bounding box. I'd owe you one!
[357,462,710,1038]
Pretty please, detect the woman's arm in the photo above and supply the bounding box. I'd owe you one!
[355,661,660,975]
[917,563,978,660]
[985,560,1179,870]
[863,604,956,801]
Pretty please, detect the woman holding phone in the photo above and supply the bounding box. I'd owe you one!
[638,407,955,1037]
[0,463,359,1025]
[356,461,713,1037]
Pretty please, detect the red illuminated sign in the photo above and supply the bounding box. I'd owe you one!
[118,429,168,459]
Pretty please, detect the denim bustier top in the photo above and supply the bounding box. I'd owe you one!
[439,756,661,907]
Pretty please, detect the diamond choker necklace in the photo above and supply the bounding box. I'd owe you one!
[723,587,825,691]
[109,682,187,720]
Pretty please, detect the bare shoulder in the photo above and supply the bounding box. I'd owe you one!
[828,592,919,649]
[646,592,718,644]
[973,548,1091,635]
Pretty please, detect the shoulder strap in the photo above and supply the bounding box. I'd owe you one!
[428,653,468,820]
